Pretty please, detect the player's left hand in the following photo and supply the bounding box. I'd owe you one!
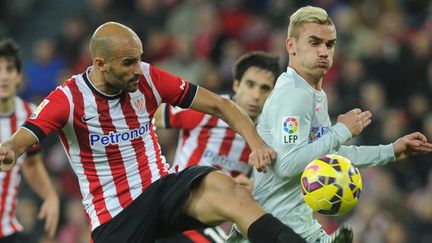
[248,142,276,173]
[38,193,60,238]
[393,132,432,160]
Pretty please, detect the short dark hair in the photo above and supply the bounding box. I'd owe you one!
[0,38,22,73]
[233,51,280,84]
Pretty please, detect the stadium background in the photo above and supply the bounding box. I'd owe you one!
[1,0,431,242]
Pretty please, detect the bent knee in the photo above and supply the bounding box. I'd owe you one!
[201,171,256,208]
[202,171,252,198]
[187,171,258,221]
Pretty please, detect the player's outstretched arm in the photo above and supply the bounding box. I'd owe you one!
[393,132,432,160]
[22,154,59,238]
[0,128,39,171]
[190,87,275,172]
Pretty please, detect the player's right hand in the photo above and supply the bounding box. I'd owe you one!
[0,144,16,171]
[337,108,372,137]
[248,142,276,173]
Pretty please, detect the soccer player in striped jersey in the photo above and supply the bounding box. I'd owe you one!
[0,23,306,243]
[0,39,59,241]
[155,52,280,243]
[228,6,432,243]
[154,52,280,243]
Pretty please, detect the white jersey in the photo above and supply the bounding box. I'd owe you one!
[228,67,395,242]
[24,63,198,231]
[0,97,36,237]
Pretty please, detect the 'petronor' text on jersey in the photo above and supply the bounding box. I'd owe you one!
[89,122,150,146]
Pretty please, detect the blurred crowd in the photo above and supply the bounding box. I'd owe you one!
[1,0,432,242]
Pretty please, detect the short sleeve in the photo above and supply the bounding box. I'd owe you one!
[23,88,70,142]
[149,65,198,108]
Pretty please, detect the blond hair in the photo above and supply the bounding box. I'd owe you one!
[288,6,334,38]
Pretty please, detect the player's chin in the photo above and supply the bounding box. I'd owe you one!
[0,94,12,101]
[126,83,139,92]
[315,68,329,77]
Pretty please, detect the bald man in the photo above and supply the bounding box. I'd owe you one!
[0,22,305,243]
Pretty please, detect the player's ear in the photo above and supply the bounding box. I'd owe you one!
[16,73,23,89]
[232,79,240,93]
[94,57,106,71]
[286,38,295,56]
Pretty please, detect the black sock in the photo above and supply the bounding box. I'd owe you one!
[277,228,307,243]
[247,214,306,243]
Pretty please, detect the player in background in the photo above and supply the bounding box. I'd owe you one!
[0,39,59,242]
[155,52,280,243]
[228,6,432,243]
[0,23,306,243]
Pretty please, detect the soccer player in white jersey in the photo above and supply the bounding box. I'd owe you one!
[0,39,59,241]
[0,23,306,243]
[155,52,280,243]
[228,6,432,243]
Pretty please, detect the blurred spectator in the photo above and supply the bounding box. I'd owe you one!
[128,0,167,39]
[21,38,66,102]
[58,199,90,243]
[83,0,122,31]
[141,29,173,63]
[217,39,246,90]
[158,34,210,85]
[193,3,222,59]
[15,198,39,240]
[56,16,89,66]
[164,0,205,36]
[239,13,272,51]
[358,81,387,145]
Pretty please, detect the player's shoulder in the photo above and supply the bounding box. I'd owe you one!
[270,81,312,103]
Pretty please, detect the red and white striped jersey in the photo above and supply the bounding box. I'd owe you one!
[0,97,35,237]
[23,62,197,231]
[162,95,252,177]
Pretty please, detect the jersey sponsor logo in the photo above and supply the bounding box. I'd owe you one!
[89,122,150,146]
[30,99,50,119]
[309,126,329,143]
[282,116,299,144]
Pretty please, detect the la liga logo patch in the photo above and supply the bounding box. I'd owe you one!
[282,116,299,144]
[30,99,50,119]
[283,117,299,134]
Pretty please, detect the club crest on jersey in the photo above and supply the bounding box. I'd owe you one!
[282,116,299,144]
[30,99,50,119]
[131,95,146,114]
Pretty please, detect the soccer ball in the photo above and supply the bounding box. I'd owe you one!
[300,154,362,216]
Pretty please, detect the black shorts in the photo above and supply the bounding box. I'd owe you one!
[91,166,215,243]
[0,233,25,243]
[156,223,232,243]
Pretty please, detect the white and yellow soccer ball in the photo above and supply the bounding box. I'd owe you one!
[300,154,362,216]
